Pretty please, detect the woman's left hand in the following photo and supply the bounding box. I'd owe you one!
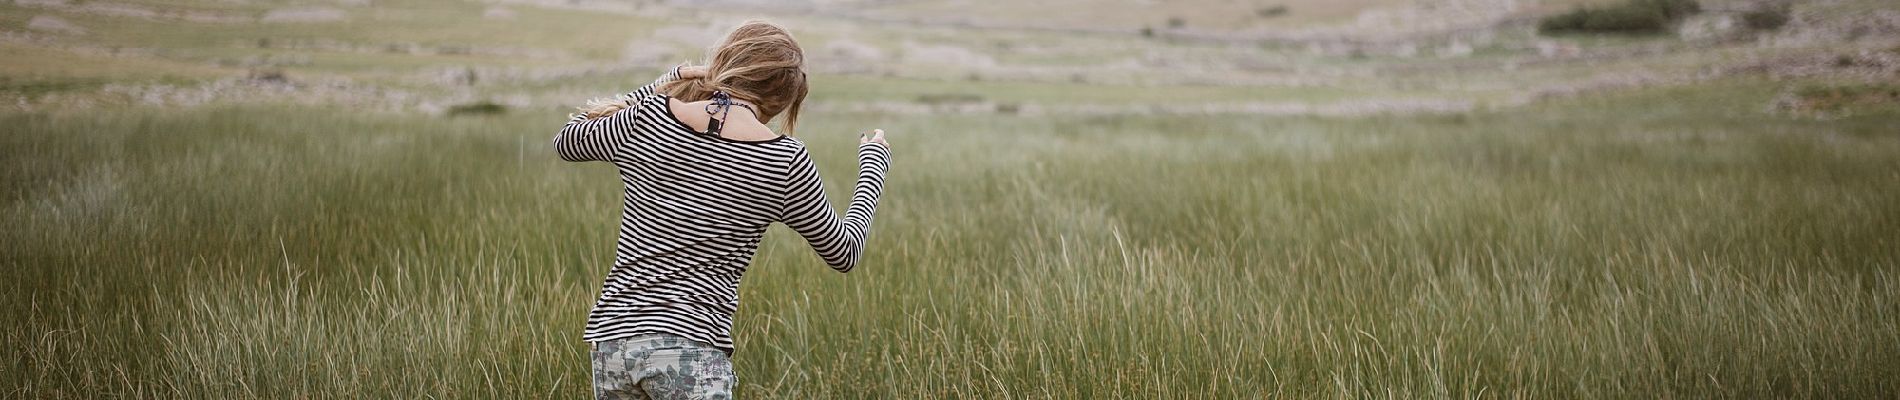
[679,65,709,79]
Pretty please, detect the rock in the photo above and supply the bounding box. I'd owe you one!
[26,15,85,35]
[79,2,157,18]
[900,42,995,69]
[1393,42,1419,58]
[482,6,516,20]
[1439,40,1474,58]
[621,42,676,65]
[260,7,347,23]
[1679,14,1742,41]
[1535,40,1579,58]
[652,23,723,46]
[820,39,884,73]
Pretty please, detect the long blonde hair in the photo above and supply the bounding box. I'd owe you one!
[579,20,809,136]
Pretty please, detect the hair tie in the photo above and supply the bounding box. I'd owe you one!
[706,90,756,136]
[702,91,751,136]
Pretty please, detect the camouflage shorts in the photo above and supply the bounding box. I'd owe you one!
[592,334,736,400]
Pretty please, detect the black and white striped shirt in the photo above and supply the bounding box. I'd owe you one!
[555,68,890,353]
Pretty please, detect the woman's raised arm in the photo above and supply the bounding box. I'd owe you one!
[780,131,891,272]
[551,65,701,162]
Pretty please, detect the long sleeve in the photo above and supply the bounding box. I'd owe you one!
[780,143,891,273]
[552,66,684,162]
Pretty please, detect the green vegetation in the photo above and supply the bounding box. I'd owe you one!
[1742,3,1792,31]
[5,79,1898,398]
[1539,0,1702,35]
[1778,83,1900,117]
[447,101,509,116]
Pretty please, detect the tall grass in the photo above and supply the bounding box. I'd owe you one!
[4,80,1898,398]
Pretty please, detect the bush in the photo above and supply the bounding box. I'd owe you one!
[914,93,984,106]
[247,68,289,84]
[1780,84,1900,115]
[1741,4,1790,31]
[1647,0,1701,20]
[1539,0,1701,35]
[1257,5,1289,18]
[447,101,507,116]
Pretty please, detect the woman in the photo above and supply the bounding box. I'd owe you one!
[553,20,891,399]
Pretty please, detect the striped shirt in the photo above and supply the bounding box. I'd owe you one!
[554,67,891,354]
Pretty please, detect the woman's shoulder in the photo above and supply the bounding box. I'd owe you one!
[755,136,813,161]
[760,136,809,155]
[635,92,674,108]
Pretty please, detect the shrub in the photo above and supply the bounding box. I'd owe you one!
[247,68,289,84]
[1647,0,1702,20]
[914,93,984,106]
[1795,84,1900,108]
[1741,4,1790,31]
[1539,0,1701,35]
[1257,5,1289,18]
[1774,83,1900,117]
[447,101,507,116]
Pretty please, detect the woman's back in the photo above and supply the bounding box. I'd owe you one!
[555,67,891,354]
[558,20,890,399]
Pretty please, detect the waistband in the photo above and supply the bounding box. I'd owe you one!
[591,333,721,353]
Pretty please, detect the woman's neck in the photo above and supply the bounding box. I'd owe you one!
[708,99,760,122]
[689,98,776,139]
[723,100,758,117]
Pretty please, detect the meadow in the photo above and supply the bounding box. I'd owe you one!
[7,78,1898,398]
[6,0,1900,398]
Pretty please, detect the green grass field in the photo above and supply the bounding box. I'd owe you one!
[6,0,1900,398]
[7,80,1898,398]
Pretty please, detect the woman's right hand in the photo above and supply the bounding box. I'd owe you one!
[861,129,887,146]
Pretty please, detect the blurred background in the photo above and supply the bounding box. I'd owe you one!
[4,0,1894,117]
[4,0,1899,398]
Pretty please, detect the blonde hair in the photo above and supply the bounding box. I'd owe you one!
[578,20,809,136]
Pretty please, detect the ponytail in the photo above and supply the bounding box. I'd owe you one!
[574,65,710,120]
[575,96,630,120]
[658,71,718,103]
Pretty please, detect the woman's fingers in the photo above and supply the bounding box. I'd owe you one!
[861,129,887,145]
